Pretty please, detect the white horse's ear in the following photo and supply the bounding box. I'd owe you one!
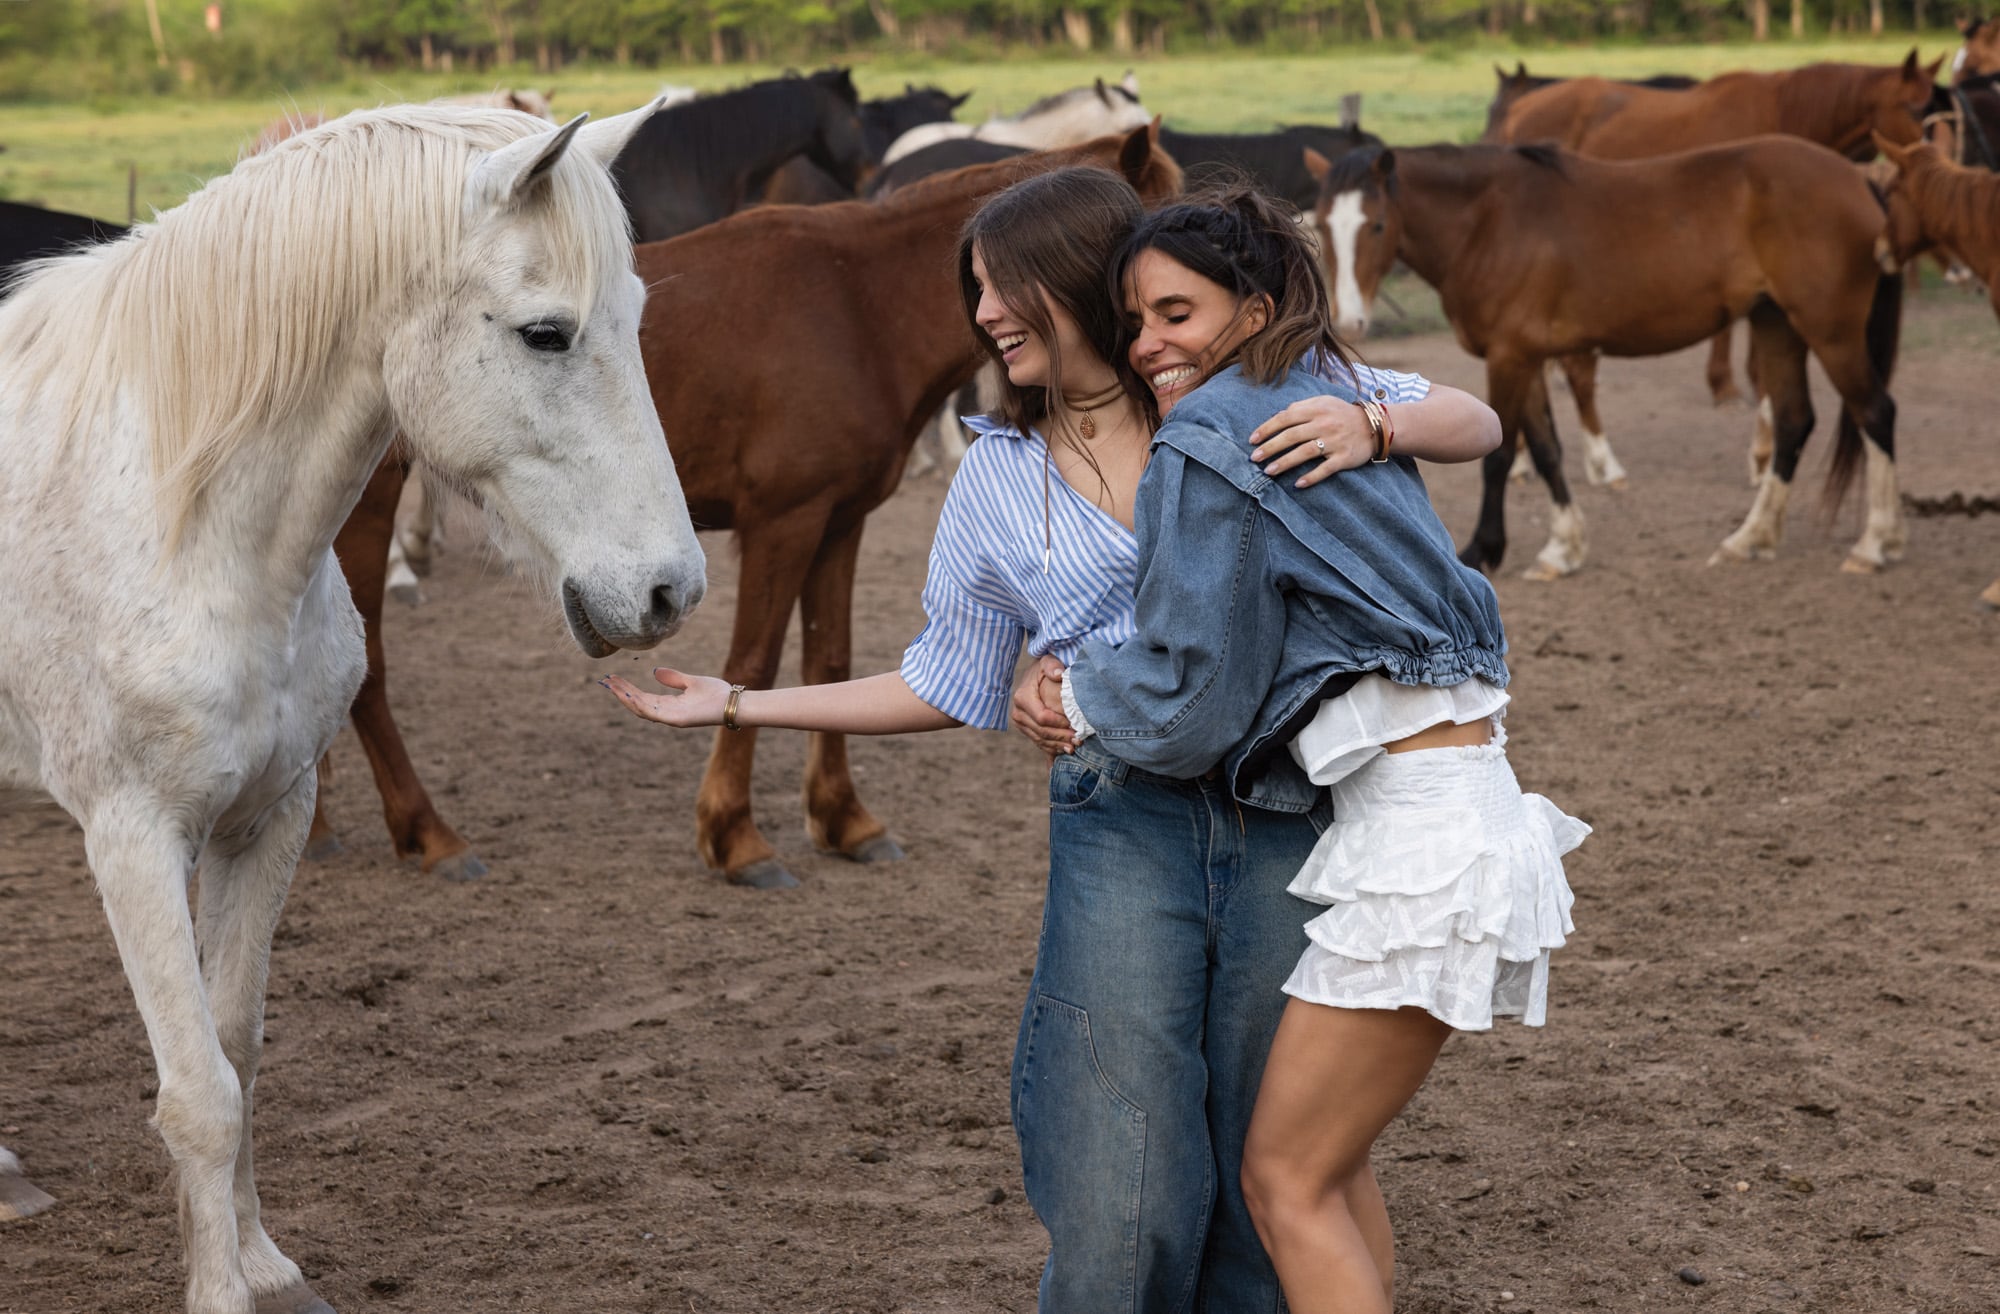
[574,95,673,171]
[1121,70,1141,97]
[469,113,588,211]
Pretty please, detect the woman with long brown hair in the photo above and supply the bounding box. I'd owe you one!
[605,166,1502,1309]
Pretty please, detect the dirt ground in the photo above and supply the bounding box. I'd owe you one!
[4,291,1998,1314]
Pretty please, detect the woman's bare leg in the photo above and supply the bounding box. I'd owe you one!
[1240,1000,1453,1314]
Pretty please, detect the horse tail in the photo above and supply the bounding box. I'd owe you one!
[1824,244,1903,514]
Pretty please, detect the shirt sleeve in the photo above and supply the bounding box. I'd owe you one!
[899,461,1028,731]
[1345,359,1432,403]
[1062,441,1288,777]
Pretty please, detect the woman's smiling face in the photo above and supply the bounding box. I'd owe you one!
[1123,247,1268,416]
[970,243,1099,392]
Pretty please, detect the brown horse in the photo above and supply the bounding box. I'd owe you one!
[306,125,1182,887]
[1494,53,1941,442]
[1872,131,2000,608]
[1307,139,1904,581]
[1957,16,2000,83]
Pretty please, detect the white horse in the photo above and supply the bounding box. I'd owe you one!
[0,101,704,1314]
[880,72,1150,164]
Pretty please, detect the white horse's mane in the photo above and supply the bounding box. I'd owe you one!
[1,103,632,544]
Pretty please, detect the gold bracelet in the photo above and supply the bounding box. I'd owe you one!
[1359,399,1391,463]
[723,684,746,730]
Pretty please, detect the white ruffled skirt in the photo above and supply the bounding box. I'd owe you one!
[1282,728,1587,1030]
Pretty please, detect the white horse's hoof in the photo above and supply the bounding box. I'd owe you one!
[255,1280,336,1314]
[1840,552,1884,576]
[1606,477,1629,492]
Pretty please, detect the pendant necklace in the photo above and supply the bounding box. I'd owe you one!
[1064,381,1125,441]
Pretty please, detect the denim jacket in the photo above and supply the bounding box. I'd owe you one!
[1065,362,1509,814]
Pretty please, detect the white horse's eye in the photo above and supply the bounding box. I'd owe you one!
[517,322,573,353]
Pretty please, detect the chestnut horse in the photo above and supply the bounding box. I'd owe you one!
[1492,52,1940,479]
[1872,131,2000,608]
[1308,140,1904,581]
[307,125,1182,887]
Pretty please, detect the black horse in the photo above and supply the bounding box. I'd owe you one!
[1935,70,2000,170]
[867,123,1384,212]
[1,199,125,290]
[611,68,870,242]
[1157,124,1384,208]
[759,83,971,205]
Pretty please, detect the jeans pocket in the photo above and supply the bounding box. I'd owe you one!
[1047,754,1109,811]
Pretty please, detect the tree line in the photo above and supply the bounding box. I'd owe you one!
[0,0,1968,96]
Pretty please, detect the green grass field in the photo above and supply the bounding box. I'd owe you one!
[0,35,1964,221]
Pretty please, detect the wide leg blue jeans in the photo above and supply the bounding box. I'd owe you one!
[1013,736,1325,1314]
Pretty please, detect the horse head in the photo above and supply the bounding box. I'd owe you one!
[393,104,705,653]
[1866,49,1951,150]
[804,66,872,190]
[1957,16,2000,84]
[1304,145,1399,338]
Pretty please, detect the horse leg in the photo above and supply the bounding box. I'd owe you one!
[384,536,421,609]
[1705,325,1744,404]
[696,510,827,890]
[1712,306,1813,565]
[1458,359,1534,573]
[0,1146,56,1222]
[1557,349,1628,491]
[395,472,436,577]
[196,777,335,1314]
[1516,366,1588,581]
[334,456,483,879]
[88,811,258,1314]
[1748,395,1777,488]
[799,516,903,864]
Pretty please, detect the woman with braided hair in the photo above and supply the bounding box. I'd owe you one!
[606,166,1504,1309]
[1012,185,1587,1313]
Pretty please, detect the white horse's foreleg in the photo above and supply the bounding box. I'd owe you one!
[0,1146,57,1222]
[1710,471,1792,565]
[1842,438,1906,574]
[87,812,254,1314]
[195,778,328,1313]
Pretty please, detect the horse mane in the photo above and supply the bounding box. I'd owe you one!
[1320,142,1559,196]
[656,79,832,187]
[1,104,630,543]
[1773,61,1900,144]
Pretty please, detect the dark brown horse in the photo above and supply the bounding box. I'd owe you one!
[1872,130,2000,608]
[1307,140,1904,581]
[306,126,1182,886]
[1492,53,1940,472]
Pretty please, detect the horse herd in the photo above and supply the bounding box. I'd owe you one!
[1,32,1997,1314]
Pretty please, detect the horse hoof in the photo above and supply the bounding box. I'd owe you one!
[846,834,907,865]
[729,859,800,891]
[254,1280,336,1314]
[303,835,344,862]
[429,851,488,882]
[1519,561,1566,582]
[1979,581,2000,610]
[388,580,422,608]
[0,1172,56,1222]
[1711,385,1746,407]
[1839,553,1882,576]
[1606,477,1629,493]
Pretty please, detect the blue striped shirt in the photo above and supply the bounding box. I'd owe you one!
[900,361,1431,730]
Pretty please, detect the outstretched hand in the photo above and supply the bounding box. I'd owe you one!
[601,668,733,728]
[1010,655,1076,763]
